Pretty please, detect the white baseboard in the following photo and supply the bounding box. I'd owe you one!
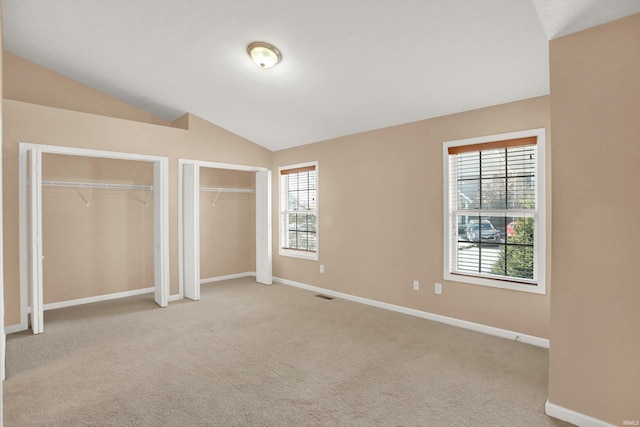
[6,273,259,334]
[5,287,156,334]
[42,287,155,311]
[545,400,617,427]
[200,271,256,285]
[273,277,550,349]
[168,294,183,302]
[5,322,28,335]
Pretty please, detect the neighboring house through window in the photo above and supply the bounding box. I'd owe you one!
[279,162,318,260]
[443,128,546,294]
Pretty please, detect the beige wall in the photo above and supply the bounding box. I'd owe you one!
[3,52,172,127]
[3,55,271,326]
[548,13,640,424]
[42,155,155,303]
[199,168,255,279]
[272,95,551,339]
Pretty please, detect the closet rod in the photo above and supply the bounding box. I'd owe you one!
[200,187,255,193]
[40,180,153,191]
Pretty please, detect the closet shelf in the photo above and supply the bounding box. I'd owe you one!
[201,187,255,207]
[41,180,153,190]
[200,187,255,193]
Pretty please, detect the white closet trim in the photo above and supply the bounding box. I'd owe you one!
[200,187,255,193]
[178,159,272,302]
[17,142,170,335]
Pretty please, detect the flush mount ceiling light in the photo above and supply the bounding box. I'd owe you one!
[247,41,282,69]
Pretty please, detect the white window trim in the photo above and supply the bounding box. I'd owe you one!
[278,161,319,261]
[442,128,546,295]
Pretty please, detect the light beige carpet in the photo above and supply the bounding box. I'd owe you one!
[4,278,571,426]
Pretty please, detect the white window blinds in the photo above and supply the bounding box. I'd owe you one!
[444,129,546,294]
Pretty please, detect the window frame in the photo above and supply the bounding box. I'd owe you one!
[278,161,319,261]
[442,128,546,294]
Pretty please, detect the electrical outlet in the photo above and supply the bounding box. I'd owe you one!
[413,280,420,291]
[320,265,325,273]
[435,282,442,295]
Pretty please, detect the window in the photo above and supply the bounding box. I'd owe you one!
[279,162,318,260]
[443,129,546,294]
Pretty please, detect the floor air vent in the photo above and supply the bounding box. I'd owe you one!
[315,294,335,300]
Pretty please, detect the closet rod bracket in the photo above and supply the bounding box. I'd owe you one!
[82,187,93,207]
[144,189,153,207]
[212,189,222,207]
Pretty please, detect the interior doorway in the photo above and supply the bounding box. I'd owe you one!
[179,159,271,300]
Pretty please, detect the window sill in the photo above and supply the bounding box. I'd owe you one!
[279,248,318,261]
[444,271,545,294]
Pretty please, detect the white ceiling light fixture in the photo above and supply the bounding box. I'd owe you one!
[247,41,282,69]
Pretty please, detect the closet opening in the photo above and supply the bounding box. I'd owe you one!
[179,160,271,300]
[18,143,169,334]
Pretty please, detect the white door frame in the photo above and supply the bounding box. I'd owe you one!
[178,159,271,300]
[182,162,200,300]
[18,143,170,334]
[255,170,272,284]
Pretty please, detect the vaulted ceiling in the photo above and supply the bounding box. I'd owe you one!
[3,0,640,151]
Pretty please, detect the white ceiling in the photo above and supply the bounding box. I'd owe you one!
[3,0,640,151]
